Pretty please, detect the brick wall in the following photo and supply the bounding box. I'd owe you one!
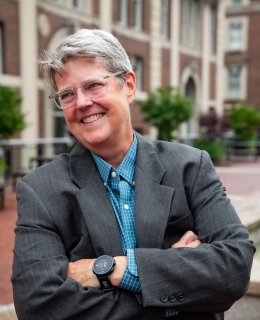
[209,62,216,101]
[247,11,260,108]
[161,48,170,87]
[0,0,20,75]
[114,32,150,92]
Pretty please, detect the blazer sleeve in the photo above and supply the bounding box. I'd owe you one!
[134,150,255,313]
[12,180,163,320]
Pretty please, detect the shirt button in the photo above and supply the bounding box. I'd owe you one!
[111,171,116,178]
[124,204,129,210]
[104,182,106,187]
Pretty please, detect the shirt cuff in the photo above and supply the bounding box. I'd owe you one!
[118,249,142,293]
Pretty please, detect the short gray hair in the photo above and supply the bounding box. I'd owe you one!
[39,29,133,89]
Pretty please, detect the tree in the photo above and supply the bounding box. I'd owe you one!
[0,85,26,139]
[137,86,193,141]
[0,85,26,182]
[228,103,260,141]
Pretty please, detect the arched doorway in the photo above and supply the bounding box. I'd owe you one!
[185,76,196,137]
[180,61,201,144]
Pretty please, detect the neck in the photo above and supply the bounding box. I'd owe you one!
[90,132,134,168]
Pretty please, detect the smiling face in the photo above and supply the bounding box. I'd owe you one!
[54,58,136,165]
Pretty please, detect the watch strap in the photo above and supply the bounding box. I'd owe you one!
[97,274,114,292]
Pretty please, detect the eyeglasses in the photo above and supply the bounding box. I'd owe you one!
[49,71,126,109]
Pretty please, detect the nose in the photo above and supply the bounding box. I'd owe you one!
[75,88,94,109]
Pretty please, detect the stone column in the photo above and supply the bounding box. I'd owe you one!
[99,0,112,32]
[201,3,210,114]
[215,0,226,115]
[19,0,38,139]
[170,0,180,87]
[149,0,162,90]
[19,0,38,168]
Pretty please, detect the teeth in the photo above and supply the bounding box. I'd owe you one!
[83,113,103,123]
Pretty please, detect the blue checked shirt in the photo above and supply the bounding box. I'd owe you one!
[91,134,178,317]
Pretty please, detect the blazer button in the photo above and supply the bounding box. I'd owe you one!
[160,293,168,303]
[177,293,185,302]
[169,293,177,302]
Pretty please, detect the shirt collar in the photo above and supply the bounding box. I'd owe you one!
[91,133,137,186]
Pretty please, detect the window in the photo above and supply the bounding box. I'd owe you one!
[133,0,143,30]
[73,0,84,10]
[0,24,3,73]
[132,56,143,91]
[229,22,243,50]
[118,0,127,26]
[227,67,242,98]
[210,6,216,54]
[229,0,248,5]
[181,0,200,49]
[227,17,248,51]
[161,0,170,39]
[52,0,64,4]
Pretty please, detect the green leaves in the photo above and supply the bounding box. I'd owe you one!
[137,86,193,141]
[229,103,260,141]
[194,139,225,162]
[0,85,26,139]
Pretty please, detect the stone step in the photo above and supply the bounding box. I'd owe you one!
[0,304,17,320]
[229,192,260,297]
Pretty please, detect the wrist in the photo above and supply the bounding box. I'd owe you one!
[110,256,127,286]
[92,255,116,292]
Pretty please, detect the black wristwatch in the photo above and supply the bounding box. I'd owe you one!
[92,255,116,292]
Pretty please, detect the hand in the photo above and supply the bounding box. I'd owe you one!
[171,230,202,249]
[67,258,100,288]
[67,256,127,288]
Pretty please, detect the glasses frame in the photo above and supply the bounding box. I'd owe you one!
[49,71,126,109]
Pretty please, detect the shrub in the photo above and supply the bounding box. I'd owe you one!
[228,103,260,141]
[137,86,193,141]
[194,139,225,162]
[0,85,26,139]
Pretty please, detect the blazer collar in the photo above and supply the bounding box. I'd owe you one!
[68,133,167,188]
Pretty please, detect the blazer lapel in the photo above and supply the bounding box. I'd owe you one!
[69,143,123,257]
[135,134,175,249]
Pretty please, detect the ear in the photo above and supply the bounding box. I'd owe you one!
[125,71,136,104]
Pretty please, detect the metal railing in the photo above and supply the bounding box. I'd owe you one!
[1,137,77,190]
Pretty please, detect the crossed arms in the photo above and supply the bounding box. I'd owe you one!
[67,231,202,288]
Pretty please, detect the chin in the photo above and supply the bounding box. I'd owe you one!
[80,133,109,148]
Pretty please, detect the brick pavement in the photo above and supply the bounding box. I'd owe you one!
[0,159,260,318]
[215,162,260,196]
[0,191,17,305]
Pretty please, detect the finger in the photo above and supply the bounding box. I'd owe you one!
[171,231,199,248]
[171,239,188,248]
[185,240,202,248]
[180,231,199,243]
[171,239,202,249]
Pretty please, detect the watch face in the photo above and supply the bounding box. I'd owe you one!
[93,256,114,275]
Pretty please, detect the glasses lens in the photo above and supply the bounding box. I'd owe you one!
[58,89,75,109]
[52,95,62,109]
[82,79,106,98]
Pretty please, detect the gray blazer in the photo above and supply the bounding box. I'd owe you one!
[12,133,255,320]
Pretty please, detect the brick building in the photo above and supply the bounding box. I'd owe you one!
[225,0,260,109]
[0,0,226,166]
